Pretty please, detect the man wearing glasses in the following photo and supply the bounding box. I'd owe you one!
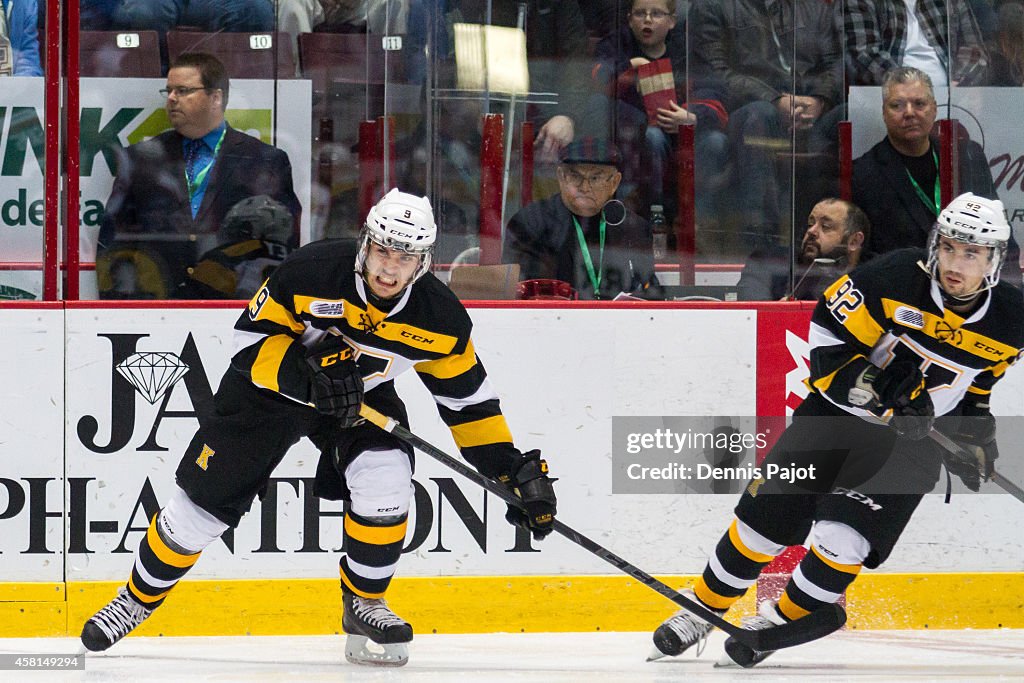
[501,138,661,300]
[98,52,300,299]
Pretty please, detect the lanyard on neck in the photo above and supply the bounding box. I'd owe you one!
[185,128,227,199]
[573,214,606,293]
[906,148,940,216]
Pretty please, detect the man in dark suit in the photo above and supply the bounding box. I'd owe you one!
[501,138,661,300]
[98,52,300,299]
[852,66,1019,284]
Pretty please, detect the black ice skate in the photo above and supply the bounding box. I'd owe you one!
[716,599,787,668]
[647,590,722,661]
[342,588,413,667]
[80,586,154,652]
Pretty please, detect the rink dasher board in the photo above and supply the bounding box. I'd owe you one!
[0,304,1022,584]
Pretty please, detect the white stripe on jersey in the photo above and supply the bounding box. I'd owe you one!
[431,378,499,412]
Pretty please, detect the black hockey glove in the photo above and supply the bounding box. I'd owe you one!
[849,361,934,440]
[305,336,364,427]
[500,450,557,540]
[942,414,998,492]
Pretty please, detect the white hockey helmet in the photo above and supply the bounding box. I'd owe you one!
[926,192,1010,291]
[355,188,437,286]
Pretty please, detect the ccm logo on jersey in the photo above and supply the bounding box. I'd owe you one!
[974,340,1005,356]
[400,329,434,344]
[310,300,346,318]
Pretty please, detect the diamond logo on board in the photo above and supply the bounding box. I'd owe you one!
[116,352,190,404]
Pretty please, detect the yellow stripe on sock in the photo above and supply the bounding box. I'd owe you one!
[811,545,863,575]
[344,515,408,546]
[146,519,200,569]
[127,576,169,605]
[778,591,811,620]
[339,568,386,599]
[693,579,740,611]
[728,519,776,564]
[449,415,514,449]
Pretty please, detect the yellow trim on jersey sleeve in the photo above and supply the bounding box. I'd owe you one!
[824,276,884,347]
[252,292,305,333]
[251,335,295,392]
[416,340,477,379]
[966,385,991,395]
[450,414,514,449]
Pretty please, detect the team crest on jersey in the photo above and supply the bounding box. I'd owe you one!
[893,306,924,329]
[309,300,346,318]
[934,320,963,345]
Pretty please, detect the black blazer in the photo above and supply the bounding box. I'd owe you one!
[98,125,301,290]
[501,193,660,300]
[852,136,1020,285]
[852,136,996,255]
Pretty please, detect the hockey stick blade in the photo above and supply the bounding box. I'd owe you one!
[929,429,1024,504]
[357,405,847,651]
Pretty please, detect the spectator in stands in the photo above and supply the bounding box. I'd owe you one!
[843,0,991,86]
[737,198,871,301]
[278,1,437,81]
[989,1,1024,86]
[449,0,590,161]
[108,0,274,72]
[98,52,301,299]
[851,66,1020,283]
[501,138,661,300]
[80,1,120,30]
[688,0,843,246]
[589,0,728,221]
[1,0,42,76]
[579,0,626,40]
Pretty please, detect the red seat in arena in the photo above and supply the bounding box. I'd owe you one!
[298,32,391,93]
[167,30,295,79]
[79,30,162,77]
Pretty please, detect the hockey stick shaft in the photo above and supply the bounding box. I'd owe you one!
[928,429,1024,503]
[357,404,845,651]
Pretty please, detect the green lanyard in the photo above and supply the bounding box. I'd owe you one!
[906,148,940,216]
[185,128,227,199]
[573,214,606,294]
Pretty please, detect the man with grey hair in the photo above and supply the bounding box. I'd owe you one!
[851,66,1018,284]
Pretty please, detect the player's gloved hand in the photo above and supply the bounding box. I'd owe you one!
[849,361,935,440]
[943,414,998,492]
[499,450,557,540]
[305,336,364,427]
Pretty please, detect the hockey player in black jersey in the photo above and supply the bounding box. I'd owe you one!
[649,192,1023,668]
[81,189,557,667]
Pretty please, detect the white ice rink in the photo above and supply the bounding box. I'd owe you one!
[2,629,1022,682]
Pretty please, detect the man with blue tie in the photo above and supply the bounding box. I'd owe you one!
[98,52,300,298]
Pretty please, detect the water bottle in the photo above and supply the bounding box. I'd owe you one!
[650,205,668,261]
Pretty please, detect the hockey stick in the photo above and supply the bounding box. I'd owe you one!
[358,404,846,651]
[928,429,1024,504]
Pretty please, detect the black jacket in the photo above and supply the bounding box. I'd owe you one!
[688,0,842,112]
[501,194,661,300]
[852,136,1020,285]
[99,126,301,289]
